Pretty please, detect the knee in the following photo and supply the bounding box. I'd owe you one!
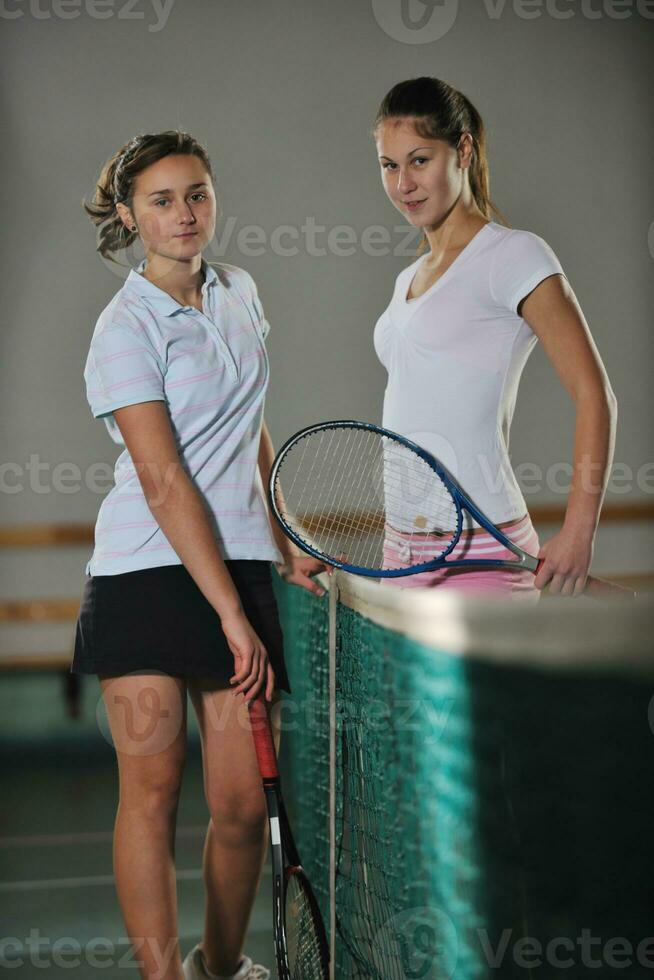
[209,793,268,845]
[119,757,186,818]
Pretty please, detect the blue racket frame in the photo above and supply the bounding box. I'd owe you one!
[269,420,540,579]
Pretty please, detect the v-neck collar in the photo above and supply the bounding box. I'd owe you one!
[403,222,493,305]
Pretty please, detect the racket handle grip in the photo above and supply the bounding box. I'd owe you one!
[584,575,636,600]
[247,695,279,780]
[535,559,636,600]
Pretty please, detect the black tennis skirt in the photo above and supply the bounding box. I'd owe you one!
[71,560,290,694]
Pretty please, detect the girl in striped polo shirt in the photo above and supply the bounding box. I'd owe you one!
[73,131,324,980]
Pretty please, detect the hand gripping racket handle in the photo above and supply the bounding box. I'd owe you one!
[535,559,636,600]
[247,695,280,780]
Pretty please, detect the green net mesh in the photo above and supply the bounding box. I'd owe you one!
[274,576,654,979]
[275,576,331,910]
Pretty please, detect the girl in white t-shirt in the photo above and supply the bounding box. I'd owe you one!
[372,77,617,599]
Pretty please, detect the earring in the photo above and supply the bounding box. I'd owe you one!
[130,225,137,232]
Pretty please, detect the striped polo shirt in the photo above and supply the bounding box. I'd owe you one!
[83,258,283,575]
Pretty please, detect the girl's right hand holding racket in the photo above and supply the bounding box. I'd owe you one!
[275,555,328,595]
[221,609,276,703]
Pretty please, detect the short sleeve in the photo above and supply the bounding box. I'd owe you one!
[84,324,166,444]
[252,289,271,340]
[239,268,271,341]
[490,230,567,316]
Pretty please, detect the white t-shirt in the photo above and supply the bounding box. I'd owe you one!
[373,221,566,530]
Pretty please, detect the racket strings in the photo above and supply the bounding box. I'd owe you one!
[295,428,335,536]
[274,427,459,570]
[285,873,328,978]
[327,437,384,567]
[322,428,368,559]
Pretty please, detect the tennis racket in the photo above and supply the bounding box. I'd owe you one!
[268,420,635,600]
[247,695,330,979]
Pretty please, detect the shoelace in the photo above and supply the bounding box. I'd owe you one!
[198,950,270,980]
[244,966,269,980]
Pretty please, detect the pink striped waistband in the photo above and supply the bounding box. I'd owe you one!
[385,513,537,558]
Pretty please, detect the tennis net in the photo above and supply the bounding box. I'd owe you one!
[274,575,654,979]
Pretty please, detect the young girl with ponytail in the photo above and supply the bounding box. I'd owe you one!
[73,132,323,980]
[373,78,617,599]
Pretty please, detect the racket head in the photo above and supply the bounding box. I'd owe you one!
[269,420,463,577]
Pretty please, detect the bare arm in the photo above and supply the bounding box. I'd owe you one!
[112,400,275,700]
[257,419,299,563]
[520,273,618,594]
[258,418,327,595]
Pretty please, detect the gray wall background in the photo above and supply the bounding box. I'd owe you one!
[1,0,652,567]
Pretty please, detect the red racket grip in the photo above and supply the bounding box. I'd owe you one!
[247,695,279,780]
[535,558,636,600]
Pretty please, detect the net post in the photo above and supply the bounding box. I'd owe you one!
[328,574,339,980]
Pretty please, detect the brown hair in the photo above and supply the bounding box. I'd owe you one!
[373,77,509,229]
[83,130,214,263]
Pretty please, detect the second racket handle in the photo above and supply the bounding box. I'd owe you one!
[534,559,635,600]
[583,575,636,600]
[247,695,280,780]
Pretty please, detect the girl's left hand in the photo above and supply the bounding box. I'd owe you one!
[275,555,328,597]
[534,528,594,597]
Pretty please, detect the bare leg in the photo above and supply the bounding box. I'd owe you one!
[187,681,283,977]
[100,672,188,980]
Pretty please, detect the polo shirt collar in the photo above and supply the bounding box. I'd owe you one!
[126,259,219,316]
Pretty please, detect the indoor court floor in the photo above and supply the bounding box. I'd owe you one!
[0,674,274,978]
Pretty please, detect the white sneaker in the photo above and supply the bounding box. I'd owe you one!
[182,943,270,980]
